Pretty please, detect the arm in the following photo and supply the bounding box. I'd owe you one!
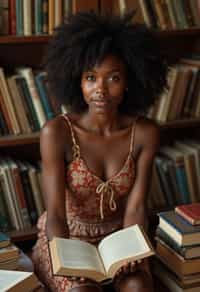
[123,119,160,230]
[123,119,160,274]
[40,117,69,240]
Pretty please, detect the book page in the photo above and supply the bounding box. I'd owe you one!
[54,238,105,274]
[0,270,32,290]
[98,225,153,273]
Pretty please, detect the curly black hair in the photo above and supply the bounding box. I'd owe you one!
[46,11,168,114]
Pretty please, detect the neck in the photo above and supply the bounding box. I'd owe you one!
[82,109,120,135]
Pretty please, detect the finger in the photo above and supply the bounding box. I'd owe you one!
[130,262,136,272]
[123,262,130,274]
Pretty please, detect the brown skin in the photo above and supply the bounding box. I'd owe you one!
[41,55,159,291]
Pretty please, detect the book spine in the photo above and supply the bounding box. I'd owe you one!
[18,68,47,128]
[48,0,54,34]
[7,77,32,134]
[28,167,44,216]
[34,0,43,35]
[17,76,40,131]
[0,92,11,134]
[42,0,48,34]
[9,0,16,35]
[0,68,21,134]
[175,164,191,204]
[23,0,32,35]
[35,73,55,120]
[19,164,38,225]
[0,181,11,231]
[16,0,23,35]
[11,163,32,228]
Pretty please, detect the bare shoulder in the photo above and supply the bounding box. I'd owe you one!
[40,115,71,154]
[136,116,160,150]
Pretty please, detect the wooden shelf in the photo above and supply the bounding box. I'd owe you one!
[159,118,200,129]
[0,132,40,147]
[7,226,38,242]
[0,28,199,45]
[0,35,51,44]
[156,27,200,38]
[0,118,199,148]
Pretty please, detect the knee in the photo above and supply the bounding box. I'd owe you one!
[116,271,154,292]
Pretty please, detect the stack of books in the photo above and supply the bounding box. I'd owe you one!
[0,232,20,270]
[154,203,200,291]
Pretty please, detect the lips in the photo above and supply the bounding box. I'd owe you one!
[92,100,108,107]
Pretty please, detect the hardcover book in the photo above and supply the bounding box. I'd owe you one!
[175,203,200,225]
[49,224,154,282]
[0,232,10,248]
[158,210,200,246]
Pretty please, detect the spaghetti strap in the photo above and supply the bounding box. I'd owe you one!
[61,114,80,159]
[129,116,139,156]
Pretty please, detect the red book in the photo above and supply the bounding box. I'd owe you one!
[9,0,16,35]
[175,203,200,225]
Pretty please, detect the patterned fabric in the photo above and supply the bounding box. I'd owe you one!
[32,114,138,291]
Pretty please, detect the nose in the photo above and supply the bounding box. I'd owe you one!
[95,79,107,95]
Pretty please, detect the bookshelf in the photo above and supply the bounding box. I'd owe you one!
[0,3,200,244]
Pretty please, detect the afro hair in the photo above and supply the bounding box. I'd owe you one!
[45,11,168,115]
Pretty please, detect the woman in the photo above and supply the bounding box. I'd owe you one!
[32,11,168,292]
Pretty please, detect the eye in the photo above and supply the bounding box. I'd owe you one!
[85,74,96,81]
[109,75,120,82]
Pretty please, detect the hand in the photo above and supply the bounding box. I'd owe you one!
[114,259,143,284]
[68,276,87,284]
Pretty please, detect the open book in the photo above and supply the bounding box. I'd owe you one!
[49,224,155,282]
[0,270,39,292]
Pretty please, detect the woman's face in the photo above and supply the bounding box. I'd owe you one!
[81,55,127,114]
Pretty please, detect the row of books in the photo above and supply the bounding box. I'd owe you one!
[2,57,200,137]
[0,67,57,136]
[154,203,200,291]
[148,139,200,210]
[0,232,40,291]
[136,0,200,30]
[0,157,44,232]
[0,0,73,36]
[148,58,200,122]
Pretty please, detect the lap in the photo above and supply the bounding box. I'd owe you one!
[114,270,154,292]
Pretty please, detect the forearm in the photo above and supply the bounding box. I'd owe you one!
[123,205,148,231]
[46,216,69,241]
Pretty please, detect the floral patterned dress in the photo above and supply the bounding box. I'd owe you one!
[32,114,138,291]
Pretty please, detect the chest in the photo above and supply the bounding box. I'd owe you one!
[66,131,135,181]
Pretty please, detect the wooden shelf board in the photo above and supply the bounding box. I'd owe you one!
[0,28,200,45]
[7,226,38,242]
[156,27,200,38]
[160,118,200,129]
[0,35,51,44]
[0,132,40,147]
[0,119,199,147]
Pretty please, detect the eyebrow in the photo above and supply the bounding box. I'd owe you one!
[85,69,121,73]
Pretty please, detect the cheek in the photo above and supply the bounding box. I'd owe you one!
[110,84,125,97]
[81,83,95,97]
